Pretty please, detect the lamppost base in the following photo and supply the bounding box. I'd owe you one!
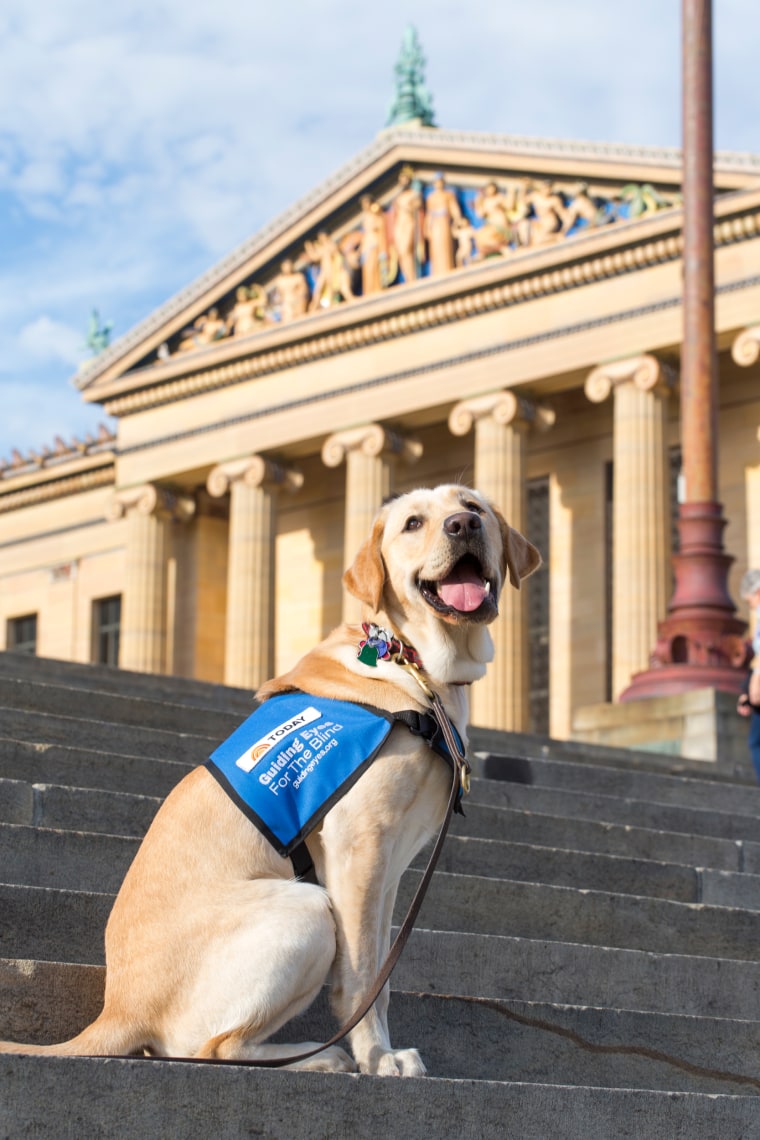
[620,661,745,701]
[619,501,748,702]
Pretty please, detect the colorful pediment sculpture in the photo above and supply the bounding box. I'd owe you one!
[156,170,681,362]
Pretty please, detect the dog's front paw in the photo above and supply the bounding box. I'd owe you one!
[364,1048,427,1078]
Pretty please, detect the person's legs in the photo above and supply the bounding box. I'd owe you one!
[748,710,760,782]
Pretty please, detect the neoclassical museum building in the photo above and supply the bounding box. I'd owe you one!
[3,96,760,753]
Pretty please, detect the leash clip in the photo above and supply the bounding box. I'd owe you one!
[397,658,435,699]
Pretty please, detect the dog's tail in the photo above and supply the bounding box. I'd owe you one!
[0,1012,144,1056]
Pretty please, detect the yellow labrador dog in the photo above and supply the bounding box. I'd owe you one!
[1,484,539,1076]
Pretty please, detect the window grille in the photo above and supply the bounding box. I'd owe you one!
[7,614,37,655]
[93,595,121,667]
[527,478,550,735]
[605,462,614,701]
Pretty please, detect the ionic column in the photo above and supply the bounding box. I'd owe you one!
[585,355,675,698]
[322,424,422,622]
[207,456,303,690]
[449,391,554,730]
[731,325,760,369]
[108,484,195,674]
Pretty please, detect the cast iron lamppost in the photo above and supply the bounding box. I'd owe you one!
[622,0,748,700]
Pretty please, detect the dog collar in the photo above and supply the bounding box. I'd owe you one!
[357,622,423,670]
[357,622,471,689]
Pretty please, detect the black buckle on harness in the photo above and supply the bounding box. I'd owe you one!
[392,709,466,816]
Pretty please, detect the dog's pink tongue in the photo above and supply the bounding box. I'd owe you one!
[437,564,487,612]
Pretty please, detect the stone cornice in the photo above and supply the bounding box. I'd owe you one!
[107,266,760,464]
[98,193,760,419]
[0,462,114,514]
[1,431,115,484]
[74,127,760,395]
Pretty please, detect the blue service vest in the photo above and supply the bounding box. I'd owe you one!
[206,692,463,859]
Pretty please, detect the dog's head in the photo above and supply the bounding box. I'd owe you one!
[343,484,541,683]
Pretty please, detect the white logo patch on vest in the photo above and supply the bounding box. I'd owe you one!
[234,706,321,772]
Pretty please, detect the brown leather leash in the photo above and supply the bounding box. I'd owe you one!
[103,690,469,1069]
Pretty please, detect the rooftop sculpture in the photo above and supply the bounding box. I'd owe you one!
[385,26,436,129]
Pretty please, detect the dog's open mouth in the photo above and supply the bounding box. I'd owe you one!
[418,554,495,619]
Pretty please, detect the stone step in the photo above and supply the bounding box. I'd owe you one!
[479,751,760,816]
[3,774,756,876]
[400,869,760,959]
[0,675,246,738]
[398,928,760,1020]
[466,777,760,843]
[2,725,756,850]
[6,819,760,915]
[1,681,752,820]
[3,959,760,1099]
[0,707,216,764]
[2,1054,759,1139]
[0,778,161,837]
[433,834,706,902]
[6,865,760,970]
[5,718,754,842]
[7,910,760,1038]
[4,655,760,1133]
[462,802,752,871]
[390,838,760,914]
[0,737,192,797]
[3,671,754,817]
[0,823,137,893]
[470,725,755,784]
[0,818,730,906]
[0,650,254,713]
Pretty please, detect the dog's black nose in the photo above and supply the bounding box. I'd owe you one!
[443,511,482,537]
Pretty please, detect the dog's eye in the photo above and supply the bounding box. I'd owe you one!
[463,501,484,515]
[403,516,423,532]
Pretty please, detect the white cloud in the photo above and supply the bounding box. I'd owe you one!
[17,316,83,367]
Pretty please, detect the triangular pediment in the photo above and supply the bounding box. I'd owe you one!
[75,125,760,403]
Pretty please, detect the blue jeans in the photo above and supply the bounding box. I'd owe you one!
[750,711,760,783]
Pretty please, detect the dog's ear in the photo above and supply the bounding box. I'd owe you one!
[343,515,386,612]
[495,509,542,590]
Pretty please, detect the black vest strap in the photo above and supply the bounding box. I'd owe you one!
[289,840,318,884]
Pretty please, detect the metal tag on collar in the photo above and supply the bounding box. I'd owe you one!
[358,623,394,667]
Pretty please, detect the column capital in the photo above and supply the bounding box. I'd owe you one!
[206,455,303,498]
[107,483,195,523]
[448,390,555,437]
[585,354,676,403]
[321,423,422,468]
[731,325,760,367]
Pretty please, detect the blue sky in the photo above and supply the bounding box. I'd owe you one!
[1,0,758,462]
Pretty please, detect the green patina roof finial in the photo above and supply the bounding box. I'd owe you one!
[386,25,436,129]
[85,308,113,355]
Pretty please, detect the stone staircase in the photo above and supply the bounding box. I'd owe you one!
[2,651,760,1137]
